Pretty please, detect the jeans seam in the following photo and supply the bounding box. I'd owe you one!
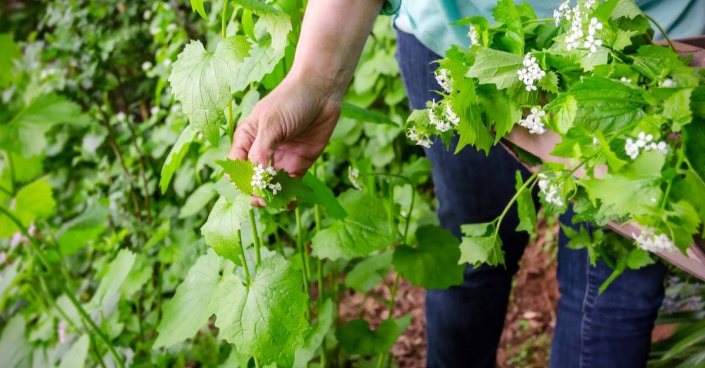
[578,250,591,368]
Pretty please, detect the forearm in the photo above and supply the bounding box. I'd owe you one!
[287,0,385,100]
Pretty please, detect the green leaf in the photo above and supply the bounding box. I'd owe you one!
[91,249,136,308]
[538,71,560,94]
[169,37,251,146]
[595,131,628,172]
[491,0,524,54]
[233,0,291,54]
[466,47,524,90]
[581,151,664,218]
[301,173,347,220]
[15,177,56,228]
[154,249,224,348]
[459,222,504,267]
[231,43,284,94]
[214,252,309,367]
[476,85,521,143]
[336,315,412,356]
[0,94,89,157]
[0,316,31,368]
[567,76,647,134]
[201,192,251,263]
[160,125,197,194]
[455,102,493,154]
[664,200,701,252]
[58,335,90,368]
[610,29,639,51]
[663,88,693,129]
[180,183,217,218]
[0,34,20,87]
[345,251,392,293]
[672,170,705,222]
[515,172,536,235]
[392,225,464,289]
[684,119,705,185]
[631,45,679,81]
[294,299,335,368]
[545,94,577,134]
[626,247,654,269]
[311,190,392,260]
[218,159,314,209]
[57,202,109,255]
[189,0,209,21]
[340,101,398,126]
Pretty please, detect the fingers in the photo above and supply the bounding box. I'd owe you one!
[228,116,255,161]
[247,115,281,167]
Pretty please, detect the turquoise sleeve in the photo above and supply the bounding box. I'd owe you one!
[380,0,401,15]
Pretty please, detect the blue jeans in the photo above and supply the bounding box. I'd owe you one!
[395,30,668,368]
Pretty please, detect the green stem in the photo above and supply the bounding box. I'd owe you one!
[522,18,554,25]
[643,13,676,52]
[221,1,227,38]
[494,171,539,237]
[314,204,324,302]
[254,357,261,368]
[237,230,252,284]
[376,273,401,368]
[0,207,125,368]
[249,208,261,266]
[659,150,684,211]
[3,150,16,194]
[295,207,310,300]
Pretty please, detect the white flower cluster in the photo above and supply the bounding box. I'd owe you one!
[428,100,460,132]
[251,164,282,195]
[661,78,676,87]
[634,228,676,253]
[625,132,668,159]
[468,25,480,45]
[519,107,547,134]
[538,173,565,207]
[348,167,363,190]
[555,1,603,55]
[517,53,546,91]
[434,68,453,93]
[407,127,432,148]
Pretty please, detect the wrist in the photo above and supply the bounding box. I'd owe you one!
[287,60,350,102]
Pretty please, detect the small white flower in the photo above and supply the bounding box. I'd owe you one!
[428,100,452,132]
[150,106,160,116]
[10,232,28,248]
[538,173,565,207]
[268,182,282,195]
[588,17,603,35]
[0,252,6,265]
[434,68,453,94]
[28,223,36,237]
[150,27,161,35]
[592,136,600,145]
[143,9,151,20]
[583,34,603,54]
[81,79,93,90]
[468,25,480,45]
[348,166,363,190]
[620,77,632,83]
[251,164,281,195]
[635,228,676,253]
[58,321,67,344]
[625,138,640,159]
[163,3,171,10]
[661,78,676,87]
[400,210,408,218]
[519,107,546,135]
[585,0,596,8]
[517,53,546,92]
[116,112,126,122]
[162,59,172,67]
[626,132,667,159]
[406,127,432,148]
[166,23,177,32]
[141,61,152,71]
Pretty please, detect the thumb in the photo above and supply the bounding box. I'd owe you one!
[247,116,282,166]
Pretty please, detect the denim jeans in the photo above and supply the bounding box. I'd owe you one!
[395,29,668,368]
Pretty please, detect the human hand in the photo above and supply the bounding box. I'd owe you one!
[228,73,341,178]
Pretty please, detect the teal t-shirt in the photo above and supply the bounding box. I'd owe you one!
[384,0,705,57]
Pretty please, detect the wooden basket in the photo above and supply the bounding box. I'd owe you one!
[500,38,705,280]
